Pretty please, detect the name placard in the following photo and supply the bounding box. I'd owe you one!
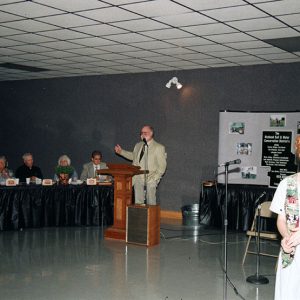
[86,178,97,185]
[42,179,53,186]
[6,178,18,186]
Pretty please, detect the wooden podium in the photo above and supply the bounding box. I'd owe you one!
[98,163,144,241]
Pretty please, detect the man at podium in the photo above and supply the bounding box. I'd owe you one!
[114,125,167,205]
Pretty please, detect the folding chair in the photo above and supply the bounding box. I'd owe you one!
[242,201,279,265]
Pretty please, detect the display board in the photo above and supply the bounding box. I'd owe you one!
[218,111,300,187]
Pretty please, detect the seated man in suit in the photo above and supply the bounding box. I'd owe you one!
[15,153,43,183]
[80,150,107,181]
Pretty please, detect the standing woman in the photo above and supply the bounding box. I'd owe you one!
[270,172,300,299]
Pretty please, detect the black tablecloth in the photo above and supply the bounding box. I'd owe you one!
[0,184,114,230]
[199,184,276,231]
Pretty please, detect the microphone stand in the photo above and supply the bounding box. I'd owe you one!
[218,159,241,300]
[246,201,269,284]
[223,163,229,300]
[143,144,148,205]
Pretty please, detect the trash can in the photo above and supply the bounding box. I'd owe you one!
[181,204,200,226]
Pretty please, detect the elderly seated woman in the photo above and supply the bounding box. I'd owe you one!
[54,155,78,182]
[0,156,14,183]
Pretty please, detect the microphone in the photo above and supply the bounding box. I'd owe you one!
[254,191,266,206]
[218,159,241,167]
[142,138,148,146]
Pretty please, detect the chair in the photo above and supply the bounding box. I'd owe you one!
[242,201,279,265]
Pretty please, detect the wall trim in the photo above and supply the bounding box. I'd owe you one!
[160,210,182,220]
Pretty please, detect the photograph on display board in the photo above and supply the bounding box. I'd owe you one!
[241,166,257,179]
[270,114,286,127]
[229,122,245,134]
[236,142,252,155]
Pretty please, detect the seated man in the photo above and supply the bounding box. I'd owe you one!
[0,156,14,183]
[15,153,43,183]
[80,150,107,181]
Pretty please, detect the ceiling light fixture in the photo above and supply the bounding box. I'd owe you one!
[166,77,182,89]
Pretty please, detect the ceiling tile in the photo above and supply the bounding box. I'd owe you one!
[277,14,300,27]
[8,44,53,53]
[74,24,128,36]
[0,25,23,36]
[167,37,213,47]
[257,52,298,59]
[38,51,77,58]
[203,5,267,22]
[39,29,90,40]
[145,56,181,63]
[110,19,169,31]
[66,48,107,56]
[96,44,140,53]
[12,53,51,61]
[122,0,191,17]
[173,53,211,60]
[104,0,151,6]
[40,40,83,50]
[0,48,26,55]
[225,55,264,62]
[154,47,195,55]
[225,40,273,49]
[193,58,227,64]
[256,0,300,15]
[154,12,215,26]
[71,37,116,47]
[106,33,153,43]
[174,0,246,11]
[77,7,141,23]
[143,28,193,39]
[184,23,237,36]
[227,17,286,31]
[187,44,231,52]
[249,27,300,39]
[0,37,24,47]
[38,58,77,65]
[206,32,255,43]
[114,57,148,64]
[0,11,24,22]
[129,40,176,50]
[269,57,300,63]
[244,47,286,55]
[0,2,63,18]
[120,50,158,58]
[63,56,103,63]
[163,60,201,67]
[209,50,248,57]
[7,33,55,44]
[4,20,59,32]
[33,0,110,12]
[37,14,98,27]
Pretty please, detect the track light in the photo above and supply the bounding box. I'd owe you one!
[166,77,182,89]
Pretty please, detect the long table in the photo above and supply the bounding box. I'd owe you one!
[0,184,114,231]
[199,183,277,231]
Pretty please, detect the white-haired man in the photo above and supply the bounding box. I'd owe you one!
[15,153,43,183]
[115,125,167,205]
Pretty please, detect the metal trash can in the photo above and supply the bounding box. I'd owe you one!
[181,204,200,226]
